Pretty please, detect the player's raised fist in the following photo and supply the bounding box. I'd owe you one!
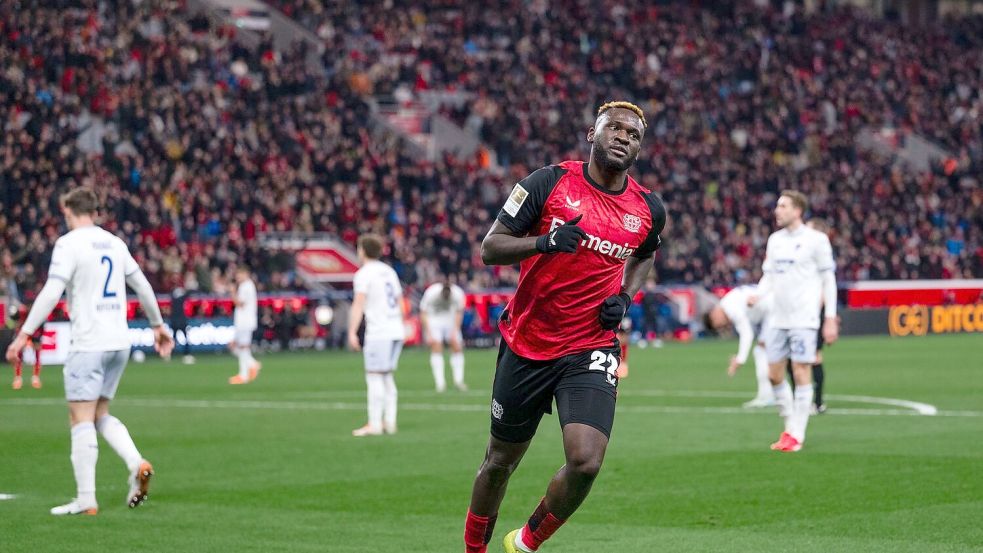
[536,214,587,254]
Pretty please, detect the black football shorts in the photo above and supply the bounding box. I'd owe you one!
[489,340,619,443]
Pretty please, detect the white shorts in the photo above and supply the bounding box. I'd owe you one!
[363,340,403,373]
[764,327,818,365]
[428,320,462,344]
[234,328,255,348]
[63,349,130,402]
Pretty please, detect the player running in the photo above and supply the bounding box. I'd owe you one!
[228,267,260,384]
[348,234,404,437]
[463,102,666,553]
[420,276,468,392]
[749,191,838,452]
[5,187,173,515]
[705,285,774,407]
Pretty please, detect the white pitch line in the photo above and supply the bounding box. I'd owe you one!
[288,389,940,416]
[824,394,938,415]
[0,397,974,417]
[0,493,17,500]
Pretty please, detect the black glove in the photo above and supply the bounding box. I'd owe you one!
[599,293,632,330]
[535,214,587,254]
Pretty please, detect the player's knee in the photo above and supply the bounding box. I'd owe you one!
[480,452,520,486]
[479,458,515,487]
[566,451,603,480]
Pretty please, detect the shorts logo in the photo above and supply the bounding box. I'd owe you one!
[491,399,504,420]
[565,196,581,210]
[503,184,529,217]
[622,214,642,233]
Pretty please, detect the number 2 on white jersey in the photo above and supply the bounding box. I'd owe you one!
[100,256,117,298]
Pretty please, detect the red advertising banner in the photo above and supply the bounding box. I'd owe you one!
[295,249,361,283]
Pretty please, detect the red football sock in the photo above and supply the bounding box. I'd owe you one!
[33,354,41,377]
[13,358,22,378]
[465,510,497,553]
[519,498,566,551]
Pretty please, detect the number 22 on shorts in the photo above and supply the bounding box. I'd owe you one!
[588,350,618,386]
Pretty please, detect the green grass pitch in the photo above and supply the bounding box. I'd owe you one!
[1,334,981,552]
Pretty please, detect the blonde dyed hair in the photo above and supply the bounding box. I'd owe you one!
[597,101,647,129]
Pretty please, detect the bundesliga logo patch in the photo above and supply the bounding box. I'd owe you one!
[622,214,642,233]
[503,184,529,217]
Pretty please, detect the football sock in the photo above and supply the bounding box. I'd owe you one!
[30,340,41,376]
[451,352,465,386]
[382,372,398,428]
[13,358,22,378]
[813,363,825,406]
[772,380,793,429]
[430,353,446,390]
[519,498,566,551]
[96,415,142,472]
[70,422,98,507]
[243,346,257,368]
[792,383,814,442]
[464,510,497,553]
[752,345,771,400]
[365,373,385,429]
[236,350,249,379]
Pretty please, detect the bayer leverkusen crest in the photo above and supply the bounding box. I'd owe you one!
[622,214,642,233]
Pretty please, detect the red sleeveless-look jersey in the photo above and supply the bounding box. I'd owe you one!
[496,160,666,360]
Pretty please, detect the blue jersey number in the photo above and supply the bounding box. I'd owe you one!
[101,256,117,298]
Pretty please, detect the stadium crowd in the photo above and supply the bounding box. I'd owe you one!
[1,0,981,314]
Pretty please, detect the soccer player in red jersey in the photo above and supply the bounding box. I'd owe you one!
[9,305,43,390]
[463,102,666,553]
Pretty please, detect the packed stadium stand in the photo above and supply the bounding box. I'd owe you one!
[1,0,981,310]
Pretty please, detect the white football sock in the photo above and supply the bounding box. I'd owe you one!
[515,529,534,552]
[365,373,385,429]
[383,372,398,428]
[96,415,142,472]
[237,350,250,379]
[752,346,772,400]
[792,383,815,442]
[772,380,793,431]
[450,352,465,386]
[70,422,98,506]
[430,353,446,391]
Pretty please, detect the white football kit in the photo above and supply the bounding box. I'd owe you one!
[720,285,774,404]
[756,222,838,446]
[419,282,468,392]
[420,283,466,343]
[233,278,258,347]
[758,225,837,364]
[20,223,165,514]
[21,226,162,401]
[353,260,405,371]
[352,259,404,434]
[719,285,772,365]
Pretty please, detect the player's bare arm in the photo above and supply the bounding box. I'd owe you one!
[347,292,367,351]
[481,215,587,266]
[620,256,653,301]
